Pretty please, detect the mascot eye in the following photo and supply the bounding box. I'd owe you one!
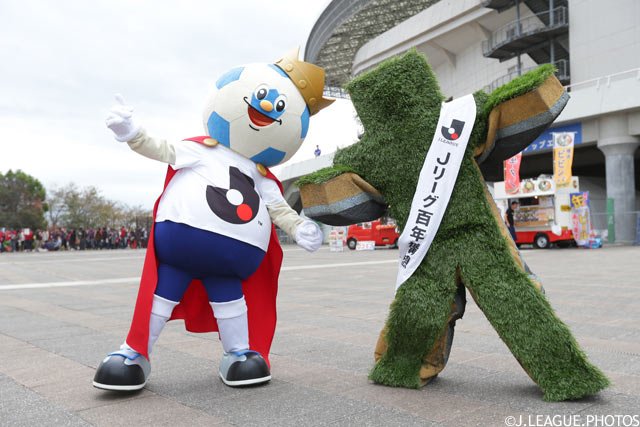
[254,85,269,100]
[275,95,287,112]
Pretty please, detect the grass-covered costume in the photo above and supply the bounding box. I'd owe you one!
[298,51,609,401]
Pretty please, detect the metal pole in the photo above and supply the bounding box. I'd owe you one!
[516,0,522,75]
[517,54,522,75]
[515,0,521,36]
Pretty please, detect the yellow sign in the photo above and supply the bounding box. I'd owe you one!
[570,193,587,208]
[553,132,575,188]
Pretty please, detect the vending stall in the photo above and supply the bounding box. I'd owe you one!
[493,176,579,248]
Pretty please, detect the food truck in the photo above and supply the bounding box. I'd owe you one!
[493,175,579,248]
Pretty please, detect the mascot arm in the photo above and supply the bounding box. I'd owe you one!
[126,130,178,165]
[475,64,569,181]
[266,201,304,237]
[263,185,322,252]
[296,167,386,226]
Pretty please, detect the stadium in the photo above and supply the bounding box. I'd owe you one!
[282,0,640,243]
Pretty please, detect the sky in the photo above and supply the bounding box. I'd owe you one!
[0,0,359,208]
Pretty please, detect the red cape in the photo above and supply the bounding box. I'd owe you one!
[126,136,283,365]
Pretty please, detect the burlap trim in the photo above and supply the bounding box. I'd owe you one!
[300,172,383,209]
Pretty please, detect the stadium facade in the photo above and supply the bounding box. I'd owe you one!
[304,0,640,242]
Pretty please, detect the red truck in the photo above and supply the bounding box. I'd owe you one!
[346,219,399,250]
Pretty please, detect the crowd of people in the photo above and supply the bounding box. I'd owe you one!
[0,226,149,253]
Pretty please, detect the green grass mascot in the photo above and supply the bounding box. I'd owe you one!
[297,50,609,401]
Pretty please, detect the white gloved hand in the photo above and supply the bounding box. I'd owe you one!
[295,220,323,252]
[105,94,141,142]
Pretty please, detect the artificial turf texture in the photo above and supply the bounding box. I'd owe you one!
[483,63,556,113]
[295,164,355,186]
[300,50,609,401]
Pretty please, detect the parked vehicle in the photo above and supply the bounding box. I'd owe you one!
[346,219,399,250]
[493,176,579,248]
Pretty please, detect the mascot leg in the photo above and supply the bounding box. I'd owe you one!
[459,234,609,401]
[370,256,459,388]
[204,279,271,387]
[148,295,179,353]
[93,264,189,391]
[95,221,272,390]
[210,297,249,353]
[374,282,466,385]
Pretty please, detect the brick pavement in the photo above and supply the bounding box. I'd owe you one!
[0,245,638,426]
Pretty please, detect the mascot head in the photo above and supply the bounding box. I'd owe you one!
[203,48,334,167]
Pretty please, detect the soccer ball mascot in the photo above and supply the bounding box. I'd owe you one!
[93,49,333,390]
[297,50,609,401]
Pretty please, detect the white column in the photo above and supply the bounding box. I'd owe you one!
[597,115,640,243]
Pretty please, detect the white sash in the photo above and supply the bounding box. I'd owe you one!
[395,94,477,290]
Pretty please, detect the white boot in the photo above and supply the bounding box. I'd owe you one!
[93,294,178,391]
[148,294,179,355]
[211,297,270,386]
[211,297,249,353]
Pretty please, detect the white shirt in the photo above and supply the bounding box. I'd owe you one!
[156,142,285,251]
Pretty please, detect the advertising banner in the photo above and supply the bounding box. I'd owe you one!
[553,132,575,188]
[328,228,345,252]
[570,191,590,209]
[503,152,522,195]
[570,191,591,246]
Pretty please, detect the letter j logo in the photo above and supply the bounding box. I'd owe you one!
[441,119,465,140]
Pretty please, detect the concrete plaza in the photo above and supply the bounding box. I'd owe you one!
[0,244,639,426]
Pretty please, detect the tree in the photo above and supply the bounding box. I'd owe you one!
[46,186,67,228]
[59,184,117,229]
[123,205,153,230]
[0,170,47,230]
[48,183,151,229]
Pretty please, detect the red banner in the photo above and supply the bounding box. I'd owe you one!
[503,152,522,194]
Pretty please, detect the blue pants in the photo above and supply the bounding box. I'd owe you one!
[153,221,265,303]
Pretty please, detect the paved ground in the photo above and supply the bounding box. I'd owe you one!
[0,244,638,426]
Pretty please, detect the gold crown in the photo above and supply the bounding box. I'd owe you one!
[274,48,335,116]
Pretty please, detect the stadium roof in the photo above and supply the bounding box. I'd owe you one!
[305,0,441,94]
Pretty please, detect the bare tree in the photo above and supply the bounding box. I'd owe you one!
[46,185,70,228]
[46,184,151,229]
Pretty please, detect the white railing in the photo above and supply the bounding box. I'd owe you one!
[483,66,640,94]
[482,6,568,55]
[324,86,351,99]
[564,68,640,92]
